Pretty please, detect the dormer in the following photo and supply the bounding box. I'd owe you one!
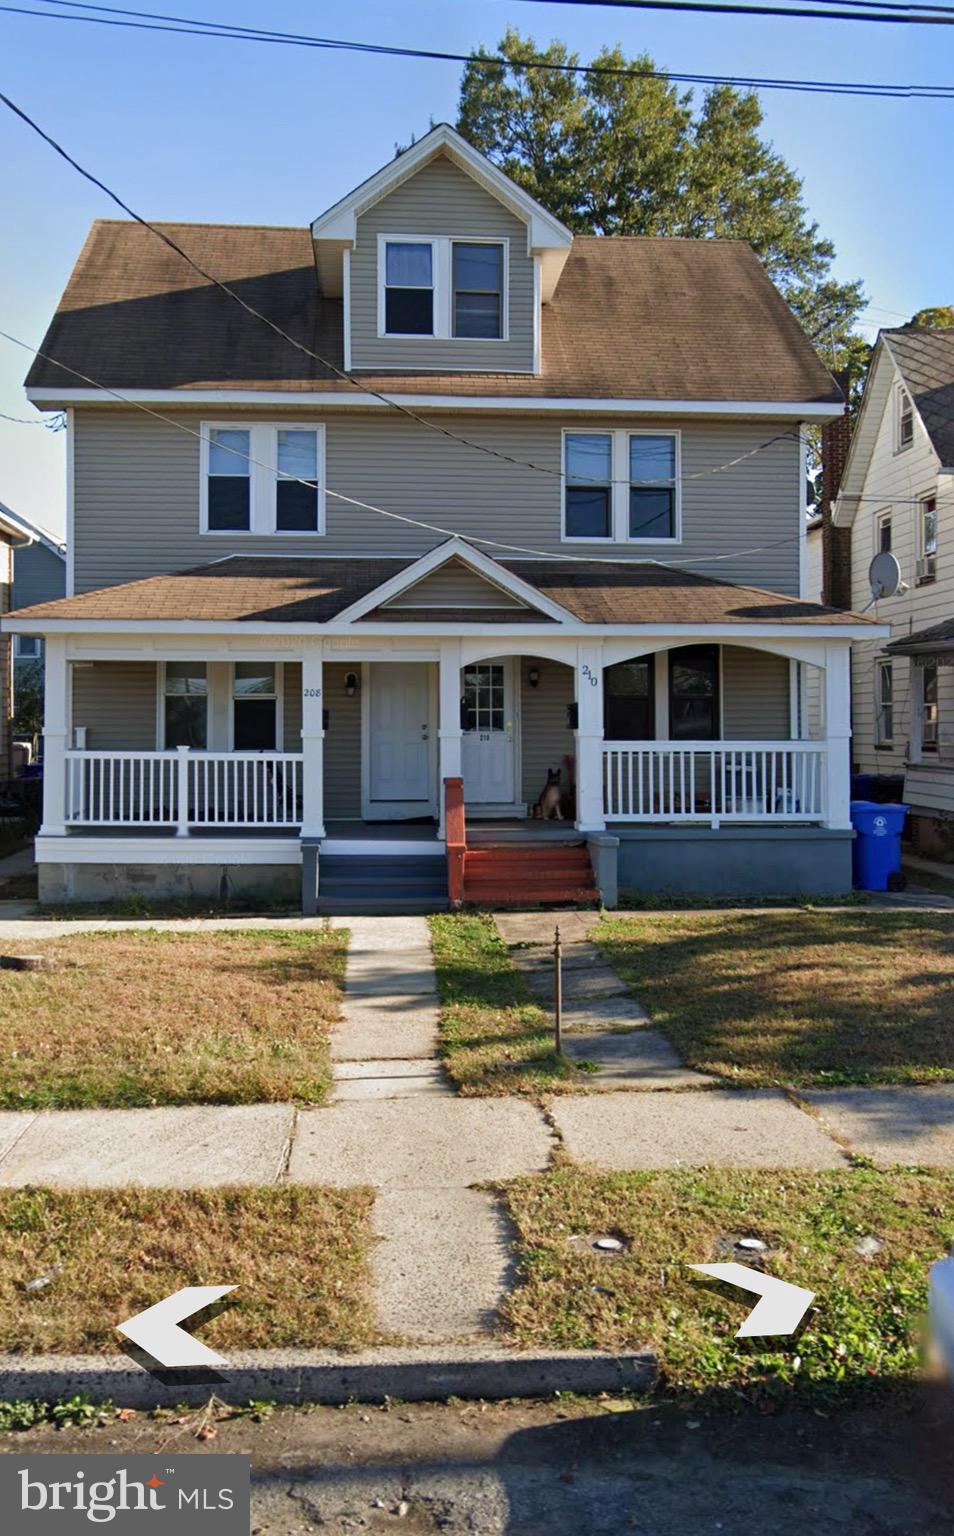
[310,124,572,375]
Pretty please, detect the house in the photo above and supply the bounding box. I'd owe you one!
[831,328,954,856]
[3,506,67,751]
[0,502,37,779]
[3,123,885,909]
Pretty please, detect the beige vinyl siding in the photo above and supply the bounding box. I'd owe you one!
[520,656,575,805]
[349,155,534,373]
[385,560,526,609]
[847,355,954,811]
[722,646,790,739]
[323,662,362,819]
[72,411,802,594]
[71,661,157,749]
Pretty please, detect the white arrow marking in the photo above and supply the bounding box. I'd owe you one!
[689,1263,814,1337]
[116,1286,236,1368]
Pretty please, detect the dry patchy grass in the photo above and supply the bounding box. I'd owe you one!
[596,910,954,1087]
[0,1185,377,1355]
[0,928,347,1109]
[503,1165,952,1399]
[429,913,579,1096]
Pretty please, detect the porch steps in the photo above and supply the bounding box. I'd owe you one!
[316,854,448,917]
[461,844,600,909]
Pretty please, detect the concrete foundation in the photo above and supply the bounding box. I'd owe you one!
[37,861,300,905]
[613,825,854,898]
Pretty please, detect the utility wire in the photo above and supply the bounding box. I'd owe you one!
[520,0,954,25]
[1,1,953,96]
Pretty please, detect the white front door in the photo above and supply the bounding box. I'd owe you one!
[461,660,516,804]
[367,664,434,815]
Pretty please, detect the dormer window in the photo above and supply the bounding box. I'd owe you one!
[383,241,434,336]
[453,243,503,339]
[377,235,508,341]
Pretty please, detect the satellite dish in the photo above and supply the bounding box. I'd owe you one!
[869,551,904,601]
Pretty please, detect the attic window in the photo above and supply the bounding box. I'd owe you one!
[898,389,914,451]
[453,243,503,339]
[384,241,434,336]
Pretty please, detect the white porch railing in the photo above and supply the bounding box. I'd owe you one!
[65,748,304,832]
[603,741,826,823]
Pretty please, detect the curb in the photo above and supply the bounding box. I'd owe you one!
[0,1346,657,1408]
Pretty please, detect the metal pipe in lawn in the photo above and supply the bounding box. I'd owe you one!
[554,923,563,1055]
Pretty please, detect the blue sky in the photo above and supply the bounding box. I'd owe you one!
[0,0,949,536]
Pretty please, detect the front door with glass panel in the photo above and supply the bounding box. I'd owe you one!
[461,661,516,805]
[367,664,434,817]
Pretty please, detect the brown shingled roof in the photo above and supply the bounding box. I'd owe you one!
[8,555,871,628]
[26,221,840,405]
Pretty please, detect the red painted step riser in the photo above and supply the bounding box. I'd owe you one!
[464,887,600,902]
[464,856,592,871]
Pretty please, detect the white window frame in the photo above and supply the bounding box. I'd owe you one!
[874,508,892,556]
[14,634,41,659]
[376,234,509,342]
[561,427,682,545]
[229,661,285,753]
[875,657,894,746]
[921,662,939,753]
[199,422,325,537]
[157,659,210,750]
[896,387,914,453]
[918,491,939,583]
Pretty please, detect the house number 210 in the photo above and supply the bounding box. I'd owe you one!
[581,665,599,687]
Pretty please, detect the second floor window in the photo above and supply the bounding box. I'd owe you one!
[876,511,892,554]
[876,658,894,745]
[201,424,324,536]
[898,389,914,451]
[919,495,938,583]
[563,429,680,542]
[453,244,503,339]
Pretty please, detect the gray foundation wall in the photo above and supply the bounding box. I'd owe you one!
[38,862,300,905]
[614,826,854,899]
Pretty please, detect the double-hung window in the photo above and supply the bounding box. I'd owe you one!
[383,241,435,336]
[604,660,655,741]
[14,635,41,660]
[669,646,720,741]
[233,663,278,751]
[379,237,507,340]
[919,495,938,582]
[563,429,680,543]
[163,662,208,749]
[921,664,939,752]
[876,510,892,554]
[876,658,894,745]
[201,424,324,535]
[897,389,914,451]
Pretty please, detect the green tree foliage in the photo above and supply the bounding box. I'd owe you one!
[456,31,865,364]
[907,306,954,330]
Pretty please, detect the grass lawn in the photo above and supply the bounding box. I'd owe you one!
[0,1185,377,1355]
[429,913,580,1096]
[502,1165,950,1400]
[0,928,347,1109]
[595,910,954,1088]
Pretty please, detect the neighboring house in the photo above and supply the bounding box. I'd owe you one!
[4,507,67,734]
[0,502,36,779]
[4,123,883,908]
[832,329,954,855]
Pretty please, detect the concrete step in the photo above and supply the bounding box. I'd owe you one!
[317,896,449,915]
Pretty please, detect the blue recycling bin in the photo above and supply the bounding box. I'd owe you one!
[850,800,908,891]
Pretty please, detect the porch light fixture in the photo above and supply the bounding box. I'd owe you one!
[344,671,359,698]
[528,666,540,689]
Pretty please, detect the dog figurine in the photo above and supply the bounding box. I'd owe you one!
[531,767,563,820]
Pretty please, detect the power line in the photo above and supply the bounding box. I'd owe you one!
[0,1,951,96]
[0,407,65,427]
[520,0,954,24]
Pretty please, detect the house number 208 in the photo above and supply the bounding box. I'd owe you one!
[581,665,599,686]
[304,688,322,698]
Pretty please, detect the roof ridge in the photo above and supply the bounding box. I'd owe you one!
[89,217,310,234]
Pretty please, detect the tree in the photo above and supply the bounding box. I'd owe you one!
[456,31,865,365]
[907,306,954,330]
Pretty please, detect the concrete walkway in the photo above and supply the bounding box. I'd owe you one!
[497,911,712,1089]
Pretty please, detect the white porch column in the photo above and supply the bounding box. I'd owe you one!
[823,642,852,829]
[300,642,325,839]
[575,641,605,832]
[438,638,463,837]
[40,635,68,837]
